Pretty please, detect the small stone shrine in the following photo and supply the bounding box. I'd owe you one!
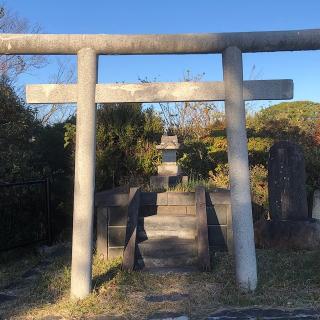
[157,135,181,175]
[150,135,186,188]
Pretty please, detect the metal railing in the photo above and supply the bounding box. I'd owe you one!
[0,178,52,251]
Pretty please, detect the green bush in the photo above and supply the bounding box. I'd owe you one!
[64,103,164,190]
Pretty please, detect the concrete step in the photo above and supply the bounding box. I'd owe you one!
[139,215,196,230]
[138,215,197,240]
[143,266,198,273]
[137,238,197,258]
[137,256,198,268]
[138,228,196,240]
[140,205,196,217]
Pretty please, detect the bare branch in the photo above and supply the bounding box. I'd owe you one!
[0,3,47,82]
[36,57,77,125]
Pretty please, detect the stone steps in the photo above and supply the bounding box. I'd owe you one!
[137,256,197,269]
[138,215,197,240]
[138,229,196,240]
[136,212,198,270]
[137,238,197,258]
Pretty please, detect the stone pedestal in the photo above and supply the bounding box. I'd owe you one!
[158,163,182,176]
[150,175,188,189]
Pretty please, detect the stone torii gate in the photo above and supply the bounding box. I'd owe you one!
[1,29,320,299]
[27,70,293,295]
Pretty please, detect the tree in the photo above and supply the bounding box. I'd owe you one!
[0,77,41,181]
[64,103,164,190]
[142,71,224,140]
[37,58,76,125]
[0,4,46,82]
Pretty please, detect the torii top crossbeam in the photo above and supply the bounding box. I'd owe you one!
[1,28,320,54]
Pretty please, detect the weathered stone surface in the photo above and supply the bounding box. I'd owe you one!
[108,227,126,247]
[208,308,320,319]
[140,215,196,231]
[158,163,182,176]
[150,175,182,189]
[95,186,129,207]
[312,189,320,220]
[156,135,180,150]
[108,247,124,259]
[162,150,177,163]
[97,208,108,258]
[208,225,227,247]
[223,46,257,291]
[151,135,183,186]
[140,205,193,217]
[207,206,228,225]
[268,141,308,221]
[167,192,195,206]
[186,205,196,215]
[207,190,231,205]
[89,315,125,320]
[0,293,17,303]
[140,192,168,206]
[254,218,320,249]
[27,80,293,104]
[108,206,128,226]
[149,312,188,320]
[155,205,188,215]
[4,29,320,55]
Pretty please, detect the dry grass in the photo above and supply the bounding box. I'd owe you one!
[146,177,220,193]
[0,247,40,288]
[1,248,320,319]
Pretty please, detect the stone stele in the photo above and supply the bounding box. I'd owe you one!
[312,190,320,220]
[268,140,308,221]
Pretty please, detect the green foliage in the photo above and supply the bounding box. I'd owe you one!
[179,101,320,217]
[96,104,163,189]
[178,138,213,178]
[247,137,273,166]
[64,103,164,190]
[254,101,320,134]
[0,78,41,181]
[208,136,228,165]
[248,101,320,197]
[0,79,73,239]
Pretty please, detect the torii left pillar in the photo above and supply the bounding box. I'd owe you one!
[70,48,97,299]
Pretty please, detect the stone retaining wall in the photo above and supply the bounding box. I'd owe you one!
[95,189,232,260]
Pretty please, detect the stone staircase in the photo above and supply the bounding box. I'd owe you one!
[136,209,198,270]
[96,187,231,271]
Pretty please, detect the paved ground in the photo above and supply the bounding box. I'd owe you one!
[36,308,317,320]
[207,308,320,319]
[87,308,320,319]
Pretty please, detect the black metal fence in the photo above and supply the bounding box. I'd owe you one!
[0,179,52,251]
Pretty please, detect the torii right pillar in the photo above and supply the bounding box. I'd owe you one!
[223,46,257,291]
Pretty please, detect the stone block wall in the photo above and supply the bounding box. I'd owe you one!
[206,190,233,251]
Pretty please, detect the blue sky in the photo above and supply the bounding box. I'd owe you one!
[7,0,320,107]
